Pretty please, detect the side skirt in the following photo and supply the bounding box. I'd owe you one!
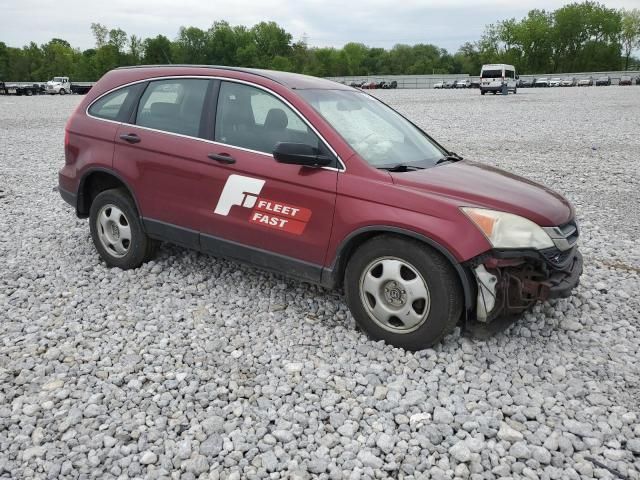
[142,218,325,286]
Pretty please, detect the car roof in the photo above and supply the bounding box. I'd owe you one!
[115,65,350,90]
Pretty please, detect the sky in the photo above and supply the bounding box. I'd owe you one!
[1,0,638,53]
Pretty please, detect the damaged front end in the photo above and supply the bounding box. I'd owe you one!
[466,221,583,323]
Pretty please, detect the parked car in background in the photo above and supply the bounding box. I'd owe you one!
[456,79,471,88]
[58,65,583,350]
[595,76,611,86]
[469,78,480,88]
[534,77,550,87]
[444,80,456,89]
[434,81,444,89]
[636,76,640,85]
[517,78,534,88]
[549,77,562,87]
[389,80,398,89]
[561,77,577,87]
[479,64,518,95]
[577,77,593,87]
[619,75,633,86]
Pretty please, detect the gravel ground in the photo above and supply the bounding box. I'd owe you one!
[1,87,639,480]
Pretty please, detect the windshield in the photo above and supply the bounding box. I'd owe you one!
[52,77,64,82]
[297,89,445,168]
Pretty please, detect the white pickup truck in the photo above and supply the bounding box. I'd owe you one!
[46,76,71,95]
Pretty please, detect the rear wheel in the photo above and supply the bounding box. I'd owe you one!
[344,236,463,351]
[89,189,157,269]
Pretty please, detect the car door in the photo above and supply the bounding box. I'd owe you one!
[200,80,338,274]
[113,77,226,250]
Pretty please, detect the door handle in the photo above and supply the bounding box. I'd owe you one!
[208,153,236,164]
[119,133,141,144]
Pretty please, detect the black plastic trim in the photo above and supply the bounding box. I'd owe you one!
[141,218,324,284]
[201,232,323,284]
[59,187,77,208]
[324,226,474,309]
[76,168,143,221]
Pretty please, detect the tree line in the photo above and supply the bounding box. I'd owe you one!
[0,1,638,82]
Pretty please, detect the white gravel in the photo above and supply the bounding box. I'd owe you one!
[1,87,639,479]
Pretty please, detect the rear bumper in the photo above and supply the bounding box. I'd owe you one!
[480,86,505,92]
[59,186,77,208]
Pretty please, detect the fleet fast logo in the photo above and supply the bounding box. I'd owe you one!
[214,174,311,235]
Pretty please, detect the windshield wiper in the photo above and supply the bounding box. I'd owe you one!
[436,152,464,165]
[377,164,426,172]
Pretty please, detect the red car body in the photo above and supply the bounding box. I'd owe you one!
[59,65,582,330]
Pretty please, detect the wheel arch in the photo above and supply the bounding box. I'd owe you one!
[322,226,475,312]
[77,168,141,221]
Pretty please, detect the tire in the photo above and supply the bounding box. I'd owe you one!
[344,235,463,351]
[481,91,486,95]
[59,89,66,95]
[89,188,157,269]
[513,87,517,94]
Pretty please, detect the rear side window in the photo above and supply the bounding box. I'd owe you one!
[136,79,210,137]
[214,81,321,155]
[505,70,515,79]
[89,87,134,121]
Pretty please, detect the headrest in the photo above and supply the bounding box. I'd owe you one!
[150,102,179,118]
[264,108,288,130]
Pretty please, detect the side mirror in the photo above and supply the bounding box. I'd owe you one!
[273,142,333,167]
[516,75,520,80]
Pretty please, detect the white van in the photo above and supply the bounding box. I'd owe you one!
[480,64,518,95]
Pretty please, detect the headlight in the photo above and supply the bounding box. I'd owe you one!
[461,207,554,249]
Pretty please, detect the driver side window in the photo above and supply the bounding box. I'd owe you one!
[214,81,323,156]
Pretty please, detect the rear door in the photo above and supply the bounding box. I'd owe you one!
[113,77,225,249]
[201,80,338,271]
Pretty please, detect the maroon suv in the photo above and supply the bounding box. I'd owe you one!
[59,65,582,350]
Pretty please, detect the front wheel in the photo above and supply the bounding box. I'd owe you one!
[59,89,66,95]
[89,188,157,269]
[344,236,463,351]
[513,87,517,94]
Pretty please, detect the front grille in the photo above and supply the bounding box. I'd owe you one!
[543,219,579,252]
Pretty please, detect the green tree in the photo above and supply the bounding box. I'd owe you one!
[174,26,208,64]
[621,9,640,70]
[142,35,173,64]
[91,23,109,48]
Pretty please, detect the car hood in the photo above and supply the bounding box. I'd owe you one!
[390,160,573,226]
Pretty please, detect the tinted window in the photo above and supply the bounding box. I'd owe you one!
[481,69,502,78]
[136,79,209,137]
[89,88,133,121]
[505,70,515,79]
[215,81,322,155]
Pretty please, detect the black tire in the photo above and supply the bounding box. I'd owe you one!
[513,87,517,94]
[89,188,157,269]
[481,91,486,95]
[344,235,463,351]
[59,89,66,95]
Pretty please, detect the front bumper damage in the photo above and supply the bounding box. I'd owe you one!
[466,246,583,323]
